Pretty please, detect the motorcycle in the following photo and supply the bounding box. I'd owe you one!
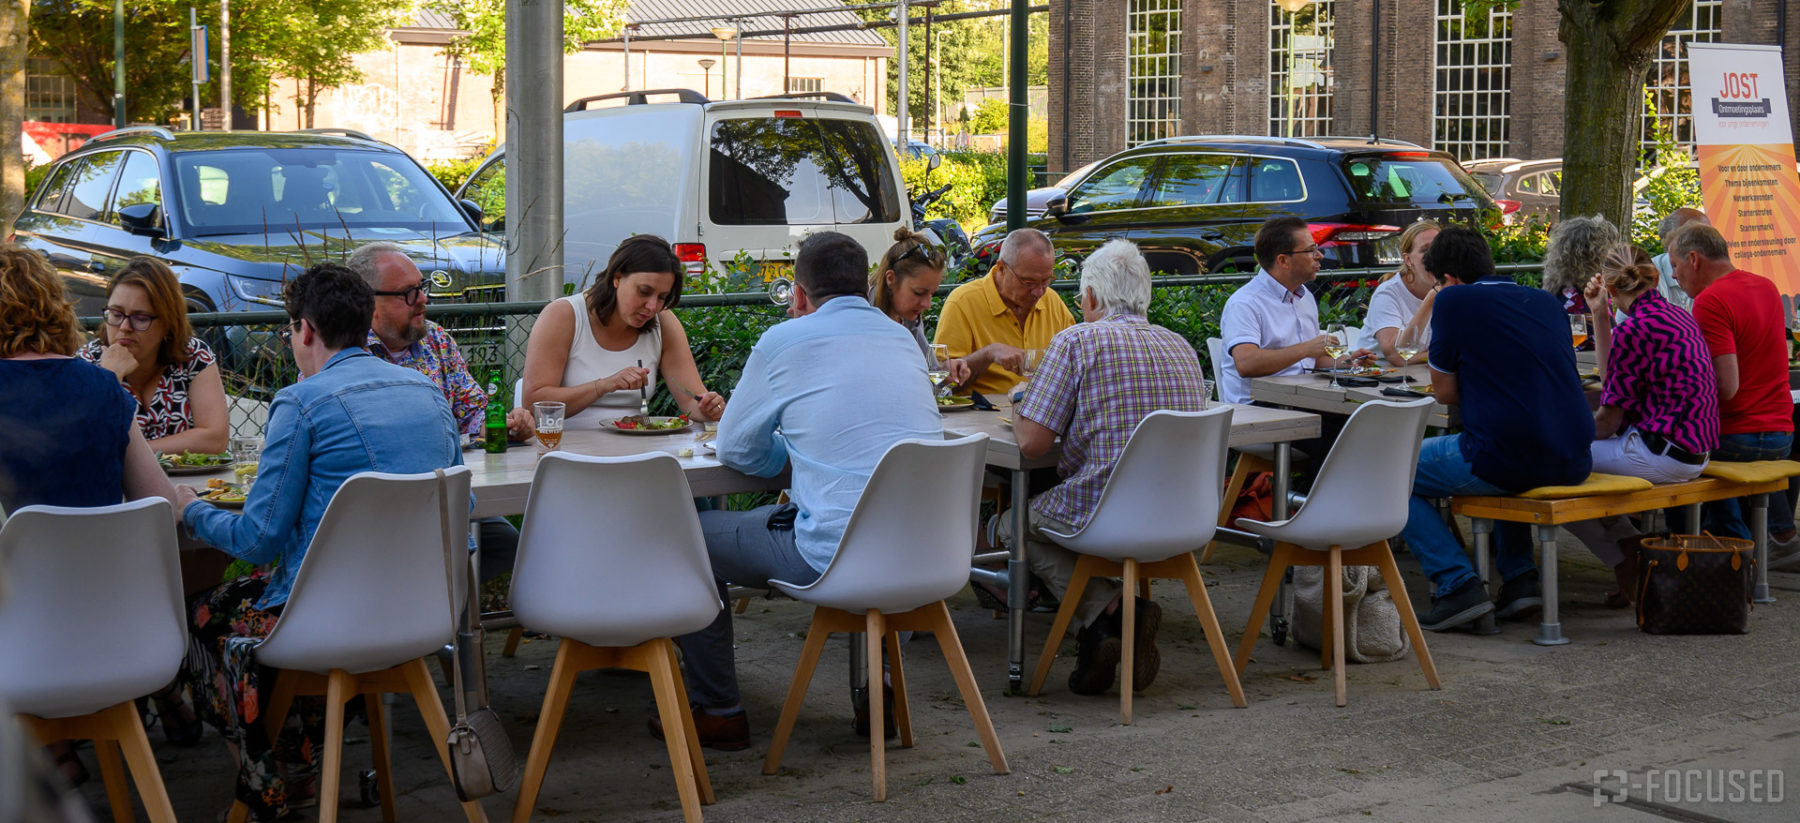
[910,156,971,270]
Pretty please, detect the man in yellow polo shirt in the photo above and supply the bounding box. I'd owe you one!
[935,228,1075,397]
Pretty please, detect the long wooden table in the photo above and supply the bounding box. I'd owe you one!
[942,402,1320,692]
[1249,365,1453,428]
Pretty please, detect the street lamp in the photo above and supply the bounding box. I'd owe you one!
[1275,0,1315,138]
[711,24,741,100]
[698,58,715,100]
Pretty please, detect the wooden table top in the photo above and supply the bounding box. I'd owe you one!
[940,403,1321,471]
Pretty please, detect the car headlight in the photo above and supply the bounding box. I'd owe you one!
[227,273,287,307]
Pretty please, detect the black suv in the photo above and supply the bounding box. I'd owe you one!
[10,127,503,362]
[969,135,1495,275]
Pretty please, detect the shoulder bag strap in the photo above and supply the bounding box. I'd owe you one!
[436,469,471,724]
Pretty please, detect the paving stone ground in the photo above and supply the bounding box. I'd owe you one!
[94,529,1800,821]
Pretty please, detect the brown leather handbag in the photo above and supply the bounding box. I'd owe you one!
[1635,534,1754,635]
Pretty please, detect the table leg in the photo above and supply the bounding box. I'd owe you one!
[1007,468,1031,693]
[1269,443,1292,645]
[1752,493,1776,604]
[1532,524,1569,646]
[1468,518,1499,636]
[460,522,483,705]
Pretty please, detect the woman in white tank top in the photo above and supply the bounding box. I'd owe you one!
[522,236,727,431]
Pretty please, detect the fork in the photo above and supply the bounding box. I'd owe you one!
[636,359,650,418]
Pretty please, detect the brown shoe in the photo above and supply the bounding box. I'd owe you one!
[648,704,750,752]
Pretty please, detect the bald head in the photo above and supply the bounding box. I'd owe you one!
[1659,208,1708,246]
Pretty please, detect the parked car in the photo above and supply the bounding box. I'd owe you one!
[968,135,1496,276]
[455,89,910,289]
[987,160,1099,225]
[10,126,503,369]
[1462,157,1561,224]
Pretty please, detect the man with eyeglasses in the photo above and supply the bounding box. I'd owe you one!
[347,242,530,584]
[935,228,1075,398]
[1217,216,1367,406]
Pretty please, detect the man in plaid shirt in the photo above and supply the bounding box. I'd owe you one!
[997,239,1208,696]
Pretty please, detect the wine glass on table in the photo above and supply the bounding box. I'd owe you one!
[928,343,951,398]
[1323,323,1348,389]
[1395,325,1422,377]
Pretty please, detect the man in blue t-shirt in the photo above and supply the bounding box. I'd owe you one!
[1401,227,1593,632]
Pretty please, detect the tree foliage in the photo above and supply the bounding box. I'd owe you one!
[421,0,626,137]
[848,0,1048,126]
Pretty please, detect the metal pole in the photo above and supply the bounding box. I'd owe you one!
[924,6,933,145]
[220,0,230,128]
[784,16,792,93]
[623,24,630,91]
[1005,0,1026,231]
[190,8,201,130]
[896,0,909,147]
[113,0,125,127]
[506,0,564,302]
[734,30,742,99]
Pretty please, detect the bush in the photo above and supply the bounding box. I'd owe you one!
[970,99,1007,135]
[424,154,489,193]
[899,150,1012,233]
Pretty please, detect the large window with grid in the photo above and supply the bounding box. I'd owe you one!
[1431,0,1513,162]
[1126,0,1181,147]
[1268,0,1334,138]
[25,59,78,124]
[1642,0,1722,156]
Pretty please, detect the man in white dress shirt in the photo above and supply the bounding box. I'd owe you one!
[1218,216,1363,404]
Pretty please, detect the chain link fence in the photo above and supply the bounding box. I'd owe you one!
[76,264,1542,442]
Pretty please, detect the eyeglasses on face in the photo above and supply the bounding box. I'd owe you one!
[372,283,427,306]
[1284,245,1324,258]
[101,308,156,332]
[277,321,298,345]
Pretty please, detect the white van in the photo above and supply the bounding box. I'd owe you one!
[455,89,911,290]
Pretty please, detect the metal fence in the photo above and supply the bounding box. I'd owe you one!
[77,263,1543,442]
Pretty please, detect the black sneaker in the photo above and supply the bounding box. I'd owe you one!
[1419,578,1494,632]
[1067,618,1121,696]
[1494,570,1544,621]
[1128,598,1162,691]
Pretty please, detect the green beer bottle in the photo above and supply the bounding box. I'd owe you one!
[484,365,508,453]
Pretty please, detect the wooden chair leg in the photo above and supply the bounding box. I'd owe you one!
[502,627,525,657]
[103,703,178,823]
[318,670,352,823]
[1318,564,1335,672]
[1327,547,1347,707]
[1206,457,1255,562]
[762,609,832,775]
[364,694,399,823]
[512,639,581,823]
[1235,543,1293,672]
[645,639,706,823]
[734,597,751,614]
[663,643,715,805]
[883,630,914,748]
[1120,559,1138,725]
[1373,542,1441,690]
[400,658,491,823]
[1137,578,1151,601]
[925,601,1008,775]
[94,736,133,823]
[1173,556,1248,708]
[1027,554,1097,696]
[865,611,888,801]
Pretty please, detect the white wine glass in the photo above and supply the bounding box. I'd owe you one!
[1395,325,1422,370]
[1323,323,1348,389]
[928,343,951,397]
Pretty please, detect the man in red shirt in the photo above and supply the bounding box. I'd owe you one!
[1671,223,1796,549]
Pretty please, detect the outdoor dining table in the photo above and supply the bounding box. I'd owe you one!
[1248,364,1454,429]
[941,402,1321,692]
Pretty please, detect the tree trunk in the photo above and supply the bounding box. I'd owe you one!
[304,76,316,129]
[490,66,505,148]
[0,0,28,237]
[1557,0,1692,228]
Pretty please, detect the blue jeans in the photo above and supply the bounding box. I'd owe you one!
[1398,435,1537,595]
[1674,431,1795,539]
[677,505,821,709]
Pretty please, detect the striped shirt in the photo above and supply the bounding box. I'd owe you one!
[1017,313,1207,529]
[1601,290,1720,454]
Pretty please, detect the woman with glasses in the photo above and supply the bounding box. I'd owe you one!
[870,227,971,383]
[77,257,229,455]
[0,244,180,785]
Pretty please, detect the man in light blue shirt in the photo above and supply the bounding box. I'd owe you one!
[178,263,464,610]
[1650,208,1705,312]
[667,231,940,750]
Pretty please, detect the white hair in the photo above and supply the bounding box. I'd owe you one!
[345,242,409,288]
[997,228,1053,268]
[1079,239,1152,316]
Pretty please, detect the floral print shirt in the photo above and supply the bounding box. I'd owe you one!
[366,321,488,436]
[78,335,217,440]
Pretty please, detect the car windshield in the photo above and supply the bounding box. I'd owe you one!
[171,147,468,237]
[709,116,901,226]
[1341,154,1492,207]
[1467,171,1502,194]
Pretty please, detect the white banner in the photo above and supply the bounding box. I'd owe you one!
[1686,43,1800,298]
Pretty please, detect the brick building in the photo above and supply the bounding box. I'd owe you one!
[1048,0,1800,177]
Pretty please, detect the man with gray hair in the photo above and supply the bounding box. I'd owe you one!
[935,228,1075,397]
[990,239,1207,697]
[1651,208,1707,310]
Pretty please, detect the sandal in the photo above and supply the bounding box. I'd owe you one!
[152,684,205,747]
[51,747,89,788]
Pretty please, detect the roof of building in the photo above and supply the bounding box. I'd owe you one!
[626,0,888,46]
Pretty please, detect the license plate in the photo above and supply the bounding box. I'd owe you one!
[758,261,793,283]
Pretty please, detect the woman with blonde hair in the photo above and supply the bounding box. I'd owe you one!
[870,227,970,383]
[77,256,229,454]
[1358,220,1440,364]
[1568,244,1718,607]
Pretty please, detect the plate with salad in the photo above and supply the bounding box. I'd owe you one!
[605,415,693,435]
[158,451,233,475]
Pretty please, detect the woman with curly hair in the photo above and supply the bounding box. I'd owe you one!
[0,243,177,784]
[1541,215,1622,319]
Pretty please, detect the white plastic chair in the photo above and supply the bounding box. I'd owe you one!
[1025,408,1248,723]
[507,453,721,823]
[224,467,487,823]
[761,434,1008,801]
[1231,399,1441,707]
[1204,336,1306,561]
[0,498,183,823]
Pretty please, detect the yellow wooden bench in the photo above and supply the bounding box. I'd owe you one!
[1449,462,1800,645]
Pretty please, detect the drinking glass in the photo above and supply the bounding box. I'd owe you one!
[1395,325,1422,370]
[533,401,566,454]
[1019,348,1044,378]
[1323,323,1348,388]
[230,436,262,490]
[1570,314,1589,350]
[768,277,794,307]
[1790,307,1800,358]
[928,343,951,397]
